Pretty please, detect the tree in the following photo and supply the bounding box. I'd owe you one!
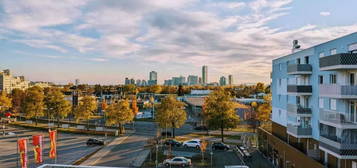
[74,95,97,129]
[44,88,71,127]
[22,86,45,125]
[131,96,139,116]
[156,95,186,138]
[255,82,265,93]
[0,91,12,113]
[123,84,137,96]
[256,94,272,122]
[105,99,134,134]
[203,89,239,142]
[147,85,162,94]
[10,89,24,115]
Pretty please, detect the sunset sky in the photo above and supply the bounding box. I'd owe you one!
[1,0,357,85]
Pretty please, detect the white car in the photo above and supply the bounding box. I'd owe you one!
[163,157,192,167]
[183,139,201,148]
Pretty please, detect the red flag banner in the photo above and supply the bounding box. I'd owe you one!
[49,130,57,159]
[18,138,28,168]
[32,135,43,164]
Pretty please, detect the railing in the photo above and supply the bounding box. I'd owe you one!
[320,84,357,98]
[287,124,312,137]
[287,85,312,94]
[319,109,357,127]
[320,53,357,70]
[287,64,312,74]
[287,104,312,115]
[319,135,357,150]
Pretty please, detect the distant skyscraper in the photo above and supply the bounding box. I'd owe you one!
[198,77,202,84]
[187,75,198,85]
[125,77,130,85]
[149,71,157,85]
[136,79,141,86]
[75,79,80,86]
[202,65,208,84]
[228,75,233,85]
[141,80,147,86]
[164,79,172,86]
[219,76,227,86]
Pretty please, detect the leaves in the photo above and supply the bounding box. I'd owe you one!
[0,91,12,113]
[21,86,45,122]
[44,87,71,121]
[105,99,134,126]
[74,95,97,122]
[155,95,187,129]
[131,96,139,115]
[256,94,272,122]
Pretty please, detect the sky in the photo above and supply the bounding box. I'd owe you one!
[0,0,357,85]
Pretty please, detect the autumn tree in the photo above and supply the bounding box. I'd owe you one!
[203,89,239,142]
[0,91,12,113]
[156,95,186,138]
[123,84,137,96]
[131,96,139,116]
[22,86,45,125]
[10,89,24,115]
[105,99,134,134]
[74,95,97,129]
[147,85,162,94]
[44,88,71,127]
[256,94,272,122]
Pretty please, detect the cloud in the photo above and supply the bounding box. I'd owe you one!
[320,11,331,16]
[0,0,356,84]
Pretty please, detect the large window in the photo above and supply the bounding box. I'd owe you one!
[319,52,325,57]
[330,74,337,84]
[319,98,324,108]
[319,75,324,84]
[304,56,309,64]
[349,43,357,52]
[330,99,337,110]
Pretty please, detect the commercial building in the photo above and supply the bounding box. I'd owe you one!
[0,69,29,93]
[148,71,157,85]
[259,33,357,168]
[30,81,54,88]
[219,76,227,86]
[228,75,233,85]
[187,75,199,85]
[202,65,208,84]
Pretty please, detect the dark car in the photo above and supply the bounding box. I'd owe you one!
[164,139,182,147]
[212,142,230,150]
[87,138,104,146]
[194,126,208,131]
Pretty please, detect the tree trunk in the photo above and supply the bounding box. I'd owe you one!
[57,117,60,128]
[35,116,38,126]
[119,123,123,134]
[87,119,90,131]
[172,127,175,138]
[221,121,224,142]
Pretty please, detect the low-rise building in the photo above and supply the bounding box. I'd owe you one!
[0,69,29,93]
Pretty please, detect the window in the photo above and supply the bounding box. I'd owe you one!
[319,52,325,57]
[350,73,355,85]
[319,75,323,84]
[297,58,301,64]
[349,43,357,52]
[330,48,337,55]
[304,56,309,64]
[279,109,282,116]
[279,63,282,71]
[278,95,281,102]
[330,99,337,110]
[279,79,282,86]
[330,74,337,84]
[319,98,324,108]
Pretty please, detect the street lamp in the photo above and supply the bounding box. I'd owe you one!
[155,144,158,168]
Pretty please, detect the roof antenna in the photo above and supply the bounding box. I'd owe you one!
[292,40,301,53]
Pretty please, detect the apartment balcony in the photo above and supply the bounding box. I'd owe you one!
[319,135,357,158]
[320,53,357,71]
[287,104,312,116]
[287,124,312,138]
[320,84,357,99]
[287,64,312,75]
[319,109,357,129]
[287,85,312,95]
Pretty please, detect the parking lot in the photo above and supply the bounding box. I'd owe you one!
[0,126,108,168]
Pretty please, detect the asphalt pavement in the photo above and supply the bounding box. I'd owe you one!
[0,126,106,168]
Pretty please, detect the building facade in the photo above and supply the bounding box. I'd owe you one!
[0,69,29,93]
[202,65,208,84]
[228,75,233,85]
[263,33,357,168]
[187,75,199,85]
[219,76,227,86]
[149,71,158,85]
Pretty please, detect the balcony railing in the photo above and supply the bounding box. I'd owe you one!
[287,124,312,137]
[320,53,357,71]
[319,109,357,128]
[287,104,312,115]
[319,135,357,156]
[320,84,357,99]
[287,64,312,75]
[287,85,312,95]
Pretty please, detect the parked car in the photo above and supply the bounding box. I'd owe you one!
[163,157,192,167]
[194,125,208,131]
[183,139,201,148]
[86,138,104,146]
[212,142,230,150]
[164,139,182,147]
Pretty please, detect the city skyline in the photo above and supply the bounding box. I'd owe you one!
[1,0,357,85]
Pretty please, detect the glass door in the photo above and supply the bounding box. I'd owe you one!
[349,101,357,123]
[350,73,355,85]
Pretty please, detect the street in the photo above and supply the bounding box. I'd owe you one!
[0,126,106,168]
